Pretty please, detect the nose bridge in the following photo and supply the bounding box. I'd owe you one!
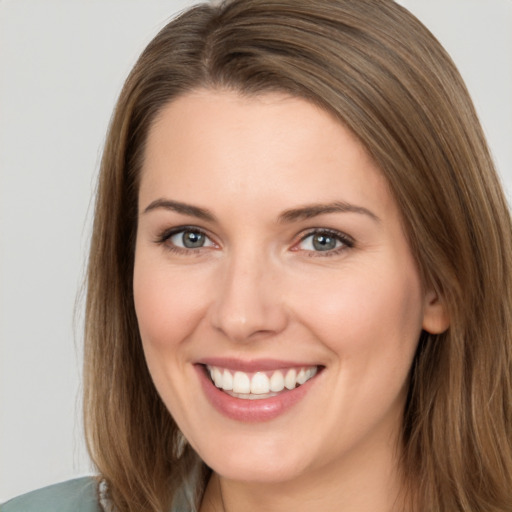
[210,243,287,342]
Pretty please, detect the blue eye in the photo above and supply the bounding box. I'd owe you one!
[297,230,353,253]
[166,228,215,250]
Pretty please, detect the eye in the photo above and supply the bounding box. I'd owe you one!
[156,227,216,253]
[296,229,354,254]
[170,229,214,249]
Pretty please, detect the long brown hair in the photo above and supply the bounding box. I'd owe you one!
[84,1,512,510]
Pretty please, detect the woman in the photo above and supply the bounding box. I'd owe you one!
[3,0,512,511]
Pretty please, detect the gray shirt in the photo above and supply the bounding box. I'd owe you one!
[1,478,101,512]
[1,476,198,512]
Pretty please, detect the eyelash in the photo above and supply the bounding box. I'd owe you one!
[154,226,214,256]
[154,226,355,257]
[294,228,355,257]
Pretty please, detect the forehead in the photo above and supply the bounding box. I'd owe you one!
[139,89,394,219]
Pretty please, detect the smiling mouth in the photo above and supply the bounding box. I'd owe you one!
[204,365,320,400]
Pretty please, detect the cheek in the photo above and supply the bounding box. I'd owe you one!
[133,254,210,355]
[291,262,424,444]
[132,254,213,424]
[293,260,424,360]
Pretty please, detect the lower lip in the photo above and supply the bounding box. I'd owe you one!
[196,365,319,422]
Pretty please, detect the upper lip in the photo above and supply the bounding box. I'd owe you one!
[197,357,321,373]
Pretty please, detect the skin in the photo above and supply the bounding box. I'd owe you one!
[133,89,449,512]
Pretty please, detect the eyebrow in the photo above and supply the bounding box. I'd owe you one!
[142,198,379,223]
[142,198,215,221]
[278,201,380,223]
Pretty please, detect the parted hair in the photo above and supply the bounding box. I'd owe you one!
[84,1,512,510]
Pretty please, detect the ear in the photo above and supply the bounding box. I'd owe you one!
[422,289,450,334]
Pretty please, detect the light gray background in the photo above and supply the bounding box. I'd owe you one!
[1,0,511,501]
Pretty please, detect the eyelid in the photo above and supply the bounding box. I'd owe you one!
[293,228,355,254]
[153,225,354,256]
[154,225,218,252]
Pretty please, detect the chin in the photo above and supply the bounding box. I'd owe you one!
[192,430,314,484]
[210,455,308,484]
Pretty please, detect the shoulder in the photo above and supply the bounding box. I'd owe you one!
[1,477,102,512]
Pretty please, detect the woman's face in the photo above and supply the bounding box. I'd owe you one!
[133,89,447,484]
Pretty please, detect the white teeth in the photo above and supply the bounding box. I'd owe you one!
[250,372,270,394]
[222,369,233,391]
[284,369,297,390]
[297,368,307,385]
[233,371,251,393]
[269,370,285,392]
[206,365,319,397]
[213,367,223,388]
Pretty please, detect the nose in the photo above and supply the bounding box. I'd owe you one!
[209,250,288,343]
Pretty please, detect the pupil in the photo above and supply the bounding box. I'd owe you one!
[313,234,336,251]
[183,231,205,248]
